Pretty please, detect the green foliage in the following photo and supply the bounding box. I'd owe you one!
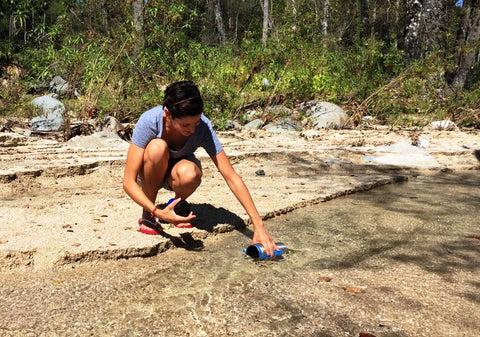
[0,0,478,129]
[359,53,462,126]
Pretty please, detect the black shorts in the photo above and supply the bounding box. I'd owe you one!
[161,154,202,191]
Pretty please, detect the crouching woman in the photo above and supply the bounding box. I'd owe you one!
[122,80,278,256]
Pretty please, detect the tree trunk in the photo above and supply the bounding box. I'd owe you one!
[394,0,400,48]
[453,1,480,89]
[9,14,15,40]
[359,0,370,39]
[405,0,448,61]
[101,1,109,34]
[404,0,423,60]
[422,0,446,51]
[322,0,330,40]
[261,0,269,48]
[133,0,144,60]
[212,0,226,45]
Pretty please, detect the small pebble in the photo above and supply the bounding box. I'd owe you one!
[255,169,265,176]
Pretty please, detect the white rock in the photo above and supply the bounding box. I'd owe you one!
[430,120,457,130]
[306,101,348,129]
[364,141,440,168]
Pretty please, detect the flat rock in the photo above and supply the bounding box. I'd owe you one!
[0,128,478,271]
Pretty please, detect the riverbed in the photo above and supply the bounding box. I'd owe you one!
[0,172,478,336]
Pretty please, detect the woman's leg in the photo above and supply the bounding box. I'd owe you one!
[139,139,170,219]
[168,159,202,200]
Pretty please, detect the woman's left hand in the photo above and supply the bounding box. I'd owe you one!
[252,227,278,258]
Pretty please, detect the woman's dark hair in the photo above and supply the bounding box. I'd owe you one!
[163,81,203,119]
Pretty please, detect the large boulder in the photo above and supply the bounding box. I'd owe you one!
[304,101,348,129]
[30,95,65,131]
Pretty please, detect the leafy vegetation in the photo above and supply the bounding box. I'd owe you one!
[1,0,479,129]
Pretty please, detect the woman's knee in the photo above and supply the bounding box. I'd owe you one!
[173,161,202,187]
[144,139,169,164]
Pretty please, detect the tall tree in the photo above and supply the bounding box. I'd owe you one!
[133,0,144,59]
[405,0,448,60]
[261,0,269,47]
[404,0,424,60]
[359,0,370,39]
[422,0,447,51]
[452,0,480,89]
[212,0,226,44]
[394,0,401,48]
[322,0,330,40]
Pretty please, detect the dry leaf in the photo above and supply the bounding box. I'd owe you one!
[52,278,64,284]
[318,276,332,282]
[124,226,133,230]
[343,286,365,294]
[359,333,376,337]
[0,239,8,244]
[109,242,117,246]
[72,243,81,247]
[62,224,72,229]
[93,228,100,232]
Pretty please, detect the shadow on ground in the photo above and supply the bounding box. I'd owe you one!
[155,203,246,251]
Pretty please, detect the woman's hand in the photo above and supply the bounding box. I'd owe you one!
[252,226,278,258]
[156,198,196,225]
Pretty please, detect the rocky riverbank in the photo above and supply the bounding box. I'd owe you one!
[0,126,478,271]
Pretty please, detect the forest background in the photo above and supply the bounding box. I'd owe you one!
[1,0,479,130]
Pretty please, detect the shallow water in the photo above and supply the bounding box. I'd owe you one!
[1,173,479,336]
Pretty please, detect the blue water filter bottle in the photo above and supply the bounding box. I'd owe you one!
[243,243,287,259]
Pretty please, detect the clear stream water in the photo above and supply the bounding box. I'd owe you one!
[0,173,479,337]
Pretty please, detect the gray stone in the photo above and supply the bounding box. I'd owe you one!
[49,76,71,96]
[30,95,65,131]
[94,116,124,133]
[67,131,129,150]
[255,169,265,176]
[244,118,264,130]
[224,120,243,131]
[264,118,302,133]
[306,101,348,129]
